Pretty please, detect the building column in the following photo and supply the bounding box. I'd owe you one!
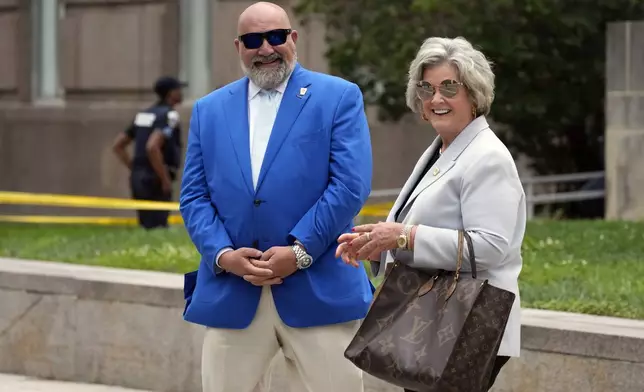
[32,0,61,102]
[605,21,644,220]
[180,0,211,101]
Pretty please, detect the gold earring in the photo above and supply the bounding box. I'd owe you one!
[472,106,477,118]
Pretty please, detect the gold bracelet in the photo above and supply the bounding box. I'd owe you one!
[402,225,413,250]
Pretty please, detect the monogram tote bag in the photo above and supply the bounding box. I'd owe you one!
[344,230,515,392]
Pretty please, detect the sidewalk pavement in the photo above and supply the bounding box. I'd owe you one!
[0,373,151,392]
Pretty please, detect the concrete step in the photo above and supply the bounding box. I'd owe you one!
[0,373,151,392]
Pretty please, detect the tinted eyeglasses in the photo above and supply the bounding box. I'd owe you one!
[238,29,292,49]
[416,79,464,100]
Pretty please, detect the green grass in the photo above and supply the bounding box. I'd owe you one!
[0,224,197,273]
[519,220,644,319]
[1,220,644,319]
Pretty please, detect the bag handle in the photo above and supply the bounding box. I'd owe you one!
[454,230,465,281]
[454,230,478,279]
[462,230,477,279]
[417,230,479,297]
[445,230,478,301]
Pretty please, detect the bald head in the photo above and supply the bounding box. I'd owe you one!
[237,2,291,35]
[234,2,298,90]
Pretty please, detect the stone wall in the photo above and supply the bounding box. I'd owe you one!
[605,21,644,220]
[1,257,643,392]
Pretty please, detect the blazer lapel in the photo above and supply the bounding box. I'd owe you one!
[223,79,254,195]
[387,137,442,223]
[403,152,455,210]
[255,64,312,192]
[401,116,491,212]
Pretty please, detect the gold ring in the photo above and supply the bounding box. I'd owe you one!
[366,232,371,241]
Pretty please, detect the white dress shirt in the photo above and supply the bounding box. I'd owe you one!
[214,77,290,269]
[248,78,288,189]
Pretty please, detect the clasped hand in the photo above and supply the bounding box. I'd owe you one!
[218,246,298,286]
[335,222,406,267]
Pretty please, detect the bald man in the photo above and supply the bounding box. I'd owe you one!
[179,2,374,392]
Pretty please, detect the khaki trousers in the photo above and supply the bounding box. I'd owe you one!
[201,286,364,392]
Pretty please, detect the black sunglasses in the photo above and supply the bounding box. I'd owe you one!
[416,79,464,100]
[238,29,292,50]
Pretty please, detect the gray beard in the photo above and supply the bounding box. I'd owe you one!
[241,54,296,90]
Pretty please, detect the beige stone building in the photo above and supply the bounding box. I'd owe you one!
[2,1,641,219]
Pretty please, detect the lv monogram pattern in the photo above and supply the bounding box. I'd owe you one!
[344,232,515,392]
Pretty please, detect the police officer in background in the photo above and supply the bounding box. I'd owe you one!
[112,76,186,229]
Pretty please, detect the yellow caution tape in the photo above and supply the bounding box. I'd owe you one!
[360,202,394,217]
[0,191,393,225]
[0,191,179,211]
[0,215,139,225]
[0,214,184,225]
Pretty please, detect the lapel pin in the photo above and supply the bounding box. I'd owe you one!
[433,167,440,176]
[298,87,308,98]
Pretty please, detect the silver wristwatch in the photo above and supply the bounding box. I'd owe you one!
[292,241,313,269]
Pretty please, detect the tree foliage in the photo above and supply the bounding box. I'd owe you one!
[294,0,644,175]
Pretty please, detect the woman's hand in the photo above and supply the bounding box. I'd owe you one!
[336,232,382,267]
[335,233,362,267]
[336,222,407,267]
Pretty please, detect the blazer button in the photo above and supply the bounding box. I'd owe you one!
[252,240,259,248]
[254,199,261,206]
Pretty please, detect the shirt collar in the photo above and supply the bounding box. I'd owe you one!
[247,73,291,101]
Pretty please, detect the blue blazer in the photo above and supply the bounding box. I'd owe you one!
[179,64,374,329]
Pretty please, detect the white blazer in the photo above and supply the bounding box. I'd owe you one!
[373,116,526,357]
